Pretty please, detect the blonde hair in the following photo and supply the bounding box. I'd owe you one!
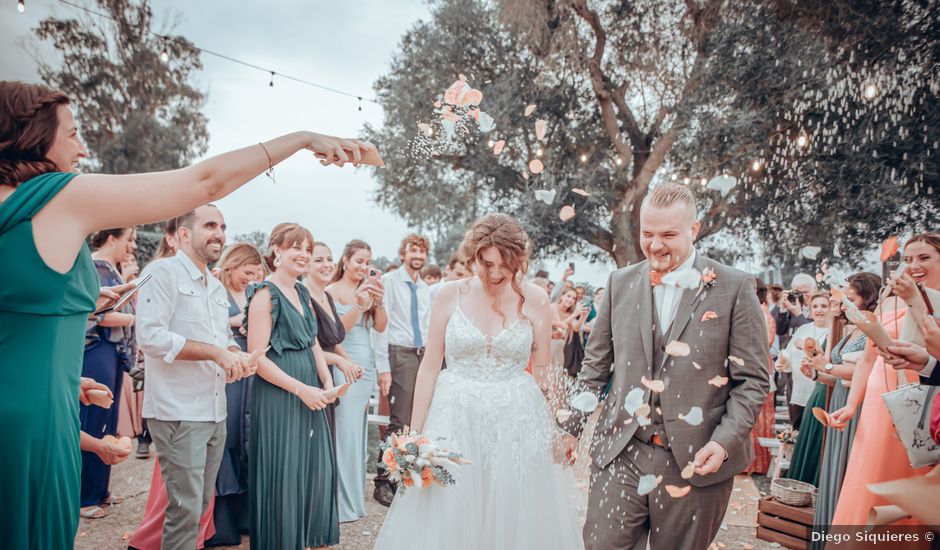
[459,213,530,322]
[642,183,697,217]
[218,242,264,290]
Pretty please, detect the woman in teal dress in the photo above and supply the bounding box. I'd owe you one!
[0,80,371,549]
[246,223,340,549]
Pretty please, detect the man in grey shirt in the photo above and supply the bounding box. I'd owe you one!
[136,204,255,550]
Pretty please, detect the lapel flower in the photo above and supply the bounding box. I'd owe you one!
[650,270,664,287]
[701,268,717,288]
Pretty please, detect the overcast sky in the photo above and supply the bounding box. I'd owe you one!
[2,0,614,287]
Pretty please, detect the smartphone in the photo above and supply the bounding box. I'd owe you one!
[95,273,152,315]
[568,262,575,274]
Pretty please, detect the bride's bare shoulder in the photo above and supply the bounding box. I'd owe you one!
[520,281,551,309]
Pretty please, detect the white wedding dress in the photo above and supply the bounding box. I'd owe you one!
[373,305,584,550]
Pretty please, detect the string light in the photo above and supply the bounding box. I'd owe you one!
[751,158,763,171]
[700,178,707,186]
[159,36,170,63]
[579,154,587,163]
[536,148,543,157]
[54,0,376,109]
[796,132,810,149]
[863,82,878,100]
[487,140,494,147]
[17,0,25,13]
[615,157,622,166]
[670,173,677,181]
[682,176,690,185]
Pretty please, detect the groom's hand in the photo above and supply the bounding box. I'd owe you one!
[693,441,728,476]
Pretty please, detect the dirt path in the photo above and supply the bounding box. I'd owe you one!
[75,453,776,549]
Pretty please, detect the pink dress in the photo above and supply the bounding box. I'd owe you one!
[830,306,933,529]
[128,457,216,549]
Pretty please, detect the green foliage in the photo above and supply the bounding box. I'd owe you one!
[30,0,208,231]
[232,231,269,252]
[366,0,939,268]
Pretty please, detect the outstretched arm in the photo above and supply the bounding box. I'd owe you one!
[36,132,372,272]
[409,282,458,433]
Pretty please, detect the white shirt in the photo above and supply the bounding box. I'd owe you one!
[653,250,697,333]
[373,267,431,373]
[784,322,830,407]
[137,250,236,422]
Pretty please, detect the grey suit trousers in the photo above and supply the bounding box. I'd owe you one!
[584,439,734,550]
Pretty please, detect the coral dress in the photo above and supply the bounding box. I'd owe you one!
[745,307,776,475]
[830,306,934,529]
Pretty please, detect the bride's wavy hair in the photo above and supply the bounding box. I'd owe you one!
[0,81,71,186]
[459,213,530,323]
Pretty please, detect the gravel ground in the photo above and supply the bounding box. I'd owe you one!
[76,426,778,550]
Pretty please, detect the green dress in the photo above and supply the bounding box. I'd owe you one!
[786,380,828,486]
[0,173,98,549]
[247,281,339,549]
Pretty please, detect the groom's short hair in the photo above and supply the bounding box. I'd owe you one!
[642,184,697,219]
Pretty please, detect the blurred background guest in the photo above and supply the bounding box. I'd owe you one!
[775,292,831,429]
[745,278,776,476]
[80,227,138,519]
[421,264,442,286]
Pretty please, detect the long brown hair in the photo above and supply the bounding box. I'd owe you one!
[153,218,180,260]
[829,272,882,353]
[904,232,940,256]
[459,213,530,323]
[0,81,70,186]
[332,239,372,284]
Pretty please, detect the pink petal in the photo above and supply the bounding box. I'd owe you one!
[460,89,483,107]
[559,205,576,221]
[708,375,729,387]
[493,140,506,155]
[665,484,692,498]
[535,119,547,140]
[528,159,544,174]
[571,188,589,196]
[524,104,536,116]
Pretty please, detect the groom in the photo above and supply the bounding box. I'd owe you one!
[562,184,770,550]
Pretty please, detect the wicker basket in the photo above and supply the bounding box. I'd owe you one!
[771,478,817,507]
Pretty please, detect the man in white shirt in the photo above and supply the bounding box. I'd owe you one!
[372,234,431,506]
[136,205,255,550]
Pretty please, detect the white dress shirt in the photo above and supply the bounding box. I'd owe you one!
[784,322,829,406]
[653,250,697,333]
[373,267,431,373]
[137,250,236,422]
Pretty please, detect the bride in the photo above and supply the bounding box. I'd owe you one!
[373,213,583,550]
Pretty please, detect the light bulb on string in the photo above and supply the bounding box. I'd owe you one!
[579,154,587,163]
[863,82,878,100]
[796,132,809,149]
[682,177,690,185]
[536,148,543,157]
[751,159,763,172]
[615,157,622,166]
[17,0,25,13]
[357,96,362,112]
[159,36,169,63]
[670,173,677,181]
[700,178,707,187]
[269,71,275,87]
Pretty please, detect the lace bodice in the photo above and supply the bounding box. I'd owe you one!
[443,306,532,382]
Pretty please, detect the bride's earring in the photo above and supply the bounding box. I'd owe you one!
[274,254,282,268]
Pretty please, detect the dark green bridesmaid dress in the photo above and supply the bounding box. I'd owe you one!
[0,173,99,549]
[247,281,339,549]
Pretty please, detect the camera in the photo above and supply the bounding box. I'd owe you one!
[369,268,378,278]
[786,290,802,305]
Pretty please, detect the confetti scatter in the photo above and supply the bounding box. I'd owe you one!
[559,205,576,221]
[665,340,691,357]
[637,474,663,496]
[706,174,737,197]
[641,376,666,393]
[800,245,822,260]
[623,387,646,415]
[679,406,704,426]
[665,484,692,498]
[708,375,729,388]
[570,391,600,413]
[535,119,547,140]
[534,189,556,205]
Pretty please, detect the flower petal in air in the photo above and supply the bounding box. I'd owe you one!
[534,189,556,205]
[701,311,718,322]
[665,484,692,498]
[559,205,576,221]
[678,406,703,426]
[641,376,665,393]
[524,103,536,116]
[571,188,590,196]
[570,391,599,413]
[637,474,663,496]
[492,139,505,154]
[665,340,690,357]
[535,119,547,140]
[708,375,729,388]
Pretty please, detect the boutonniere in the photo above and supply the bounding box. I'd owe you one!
[700,268,717,289]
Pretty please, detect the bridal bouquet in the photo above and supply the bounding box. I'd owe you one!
[379,428,470,493]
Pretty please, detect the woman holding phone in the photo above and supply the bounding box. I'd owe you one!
[328,240,388,522]
[0,80,373,548]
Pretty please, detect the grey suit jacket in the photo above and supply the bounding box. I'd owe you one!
[563,254,771,487]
